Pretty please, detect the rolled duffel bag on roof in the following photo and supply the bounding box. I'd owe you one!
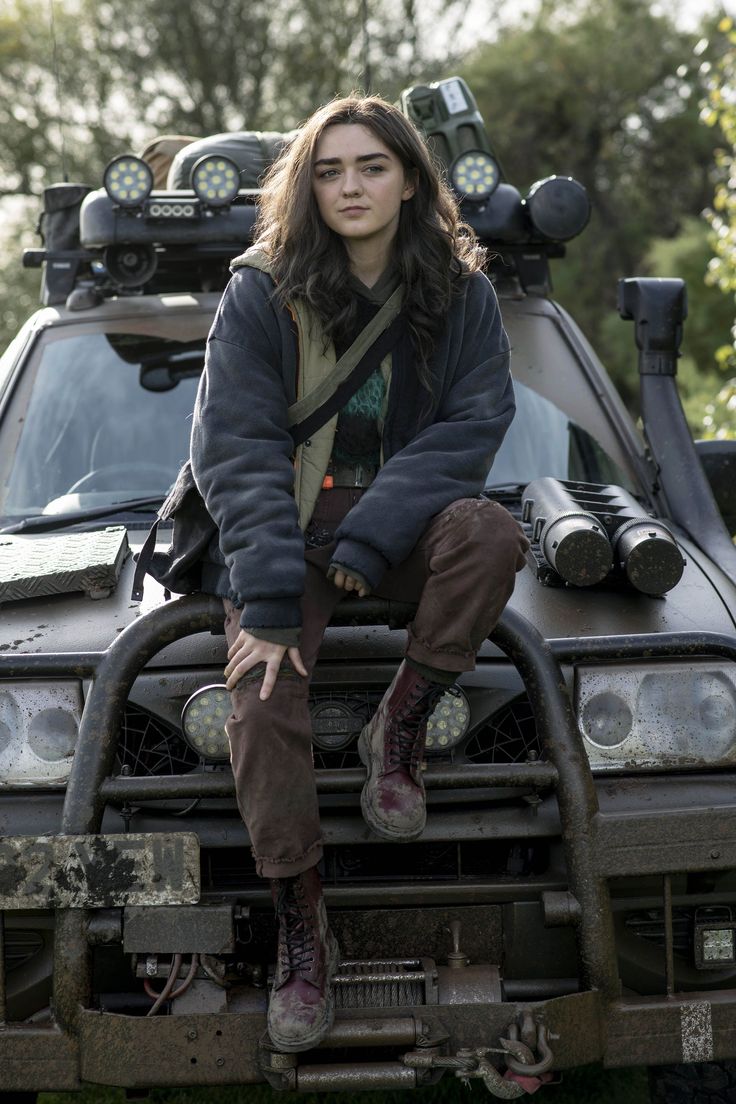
[166,130,296,191]
[138,135,198,189]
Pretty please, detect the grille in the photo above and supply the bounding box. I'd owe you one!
[464,695,543,764]
[119,690,544,778]
[201,839,549,892]
[624,908,694,957]
[119,704,199,777]
[4,930,44,972]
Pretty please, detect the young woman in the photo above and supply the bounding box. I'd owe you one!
[190,94,528,1052]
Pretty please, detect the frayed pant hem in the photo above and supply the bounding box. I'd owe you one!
[254,838,324,880]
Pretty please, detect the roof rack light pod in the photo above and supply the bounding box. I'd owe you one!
[450,150,500,201]
[525,176,590,241]
[103,155,153,209]
[191,155,240,207]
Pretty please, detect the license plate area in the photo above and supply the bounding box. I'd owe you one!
[0,833,200,908]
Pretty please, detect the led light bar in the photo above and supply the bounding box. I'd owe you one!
[147,199,198,219]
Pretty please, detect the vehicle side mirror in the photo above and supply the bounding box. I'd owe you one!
[695,439,736,536]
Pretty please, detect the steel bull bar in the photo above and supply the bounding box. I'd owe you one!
[3,598,736,1090]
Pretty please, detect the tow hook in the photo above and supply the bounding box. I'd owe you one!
[403,1049,527,1099]
[500,1009,555,1078]
[404,1009,556,1097]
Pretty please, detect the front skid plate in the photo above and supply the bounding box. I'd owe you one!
[0,832,200,908]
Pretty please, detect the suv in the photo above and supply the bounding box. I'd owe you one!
[2,78,736,1102]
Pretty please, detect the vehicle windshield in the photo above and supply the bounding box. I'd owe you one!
[0,330,202,522]
[486,381,631,490]
[0,316,635,524]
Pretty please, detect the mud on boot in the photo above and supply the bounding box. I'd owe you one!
[268,865,339,1053]
[358,661,446,842]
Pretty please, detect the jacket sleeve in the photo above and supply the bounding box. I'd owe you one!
[190,270,305,632]
[331,274,515,588]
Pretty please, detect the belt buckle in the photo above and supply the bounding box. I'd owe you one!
[354,464,363,487]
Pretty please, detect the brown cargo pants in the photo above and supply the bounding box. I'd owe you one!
[223,492,529,878]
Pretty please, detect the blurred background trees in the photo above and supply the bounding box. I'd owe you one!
[2,0,734,436]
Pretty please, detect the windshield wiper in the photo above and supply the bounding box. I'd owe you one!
[0,496,164,535]
[482,482,528,503]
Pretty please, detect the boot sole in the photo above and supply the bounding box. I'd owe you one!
[267,933,340,1053]
[357,728,425,843]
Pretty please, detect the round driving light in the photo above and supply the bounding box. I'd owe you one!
[580,691,633,748]
[450,151,500,200]
[181,685,231,761]
[191,155,240,207]
[425,687,470,754]
[525,176,590,241]
[103,155,153,208]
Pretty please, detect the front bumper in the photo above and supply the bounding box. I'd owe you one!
[4,596,736,1092]
[3,988,736,1091]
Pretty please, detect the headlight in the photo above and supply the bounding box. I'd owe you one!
[181,685,231,761]
[103,155,154,208]
[191,155,240,208]
[0,682,82,786]
[425,687,470,754]
[576,660,736,771]
[450,151,500,200]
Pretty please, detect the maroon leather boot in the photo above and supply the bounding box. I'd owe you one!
[358,662,446,842]
[267,865,340,1052]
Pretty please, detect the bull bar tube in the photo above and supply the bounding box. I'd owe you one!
[2,595,736,1089]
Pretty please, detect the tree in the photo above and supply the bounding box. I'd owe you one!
[0,0,473,192]
[699,15,736,440]
[458,0,722,405]
[0,0,472,352]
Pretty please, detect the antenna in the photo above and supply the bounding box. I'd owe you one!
[361,0,372,93]
[48,0,69,181]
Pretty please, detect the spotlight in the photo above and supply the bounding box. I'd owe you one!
[191,156,240,208]
[451,151,500,201]
[103,156,153,208]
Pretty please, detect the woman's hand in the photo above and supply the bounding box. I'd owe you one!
[331,569,369,598]
[225,630,307,700]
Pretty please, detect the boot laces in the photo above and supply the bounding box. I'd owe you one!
[387,684,444,772]
[276,879,315,976]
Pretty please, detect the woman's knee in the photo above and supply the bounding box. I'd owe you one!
[441,498,529,569]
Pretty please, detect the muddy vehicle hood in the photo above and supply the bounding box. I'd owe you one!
[0,526,732,664]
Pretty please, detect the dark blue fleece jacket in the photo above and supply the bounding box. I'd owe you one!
[190,265,515,633]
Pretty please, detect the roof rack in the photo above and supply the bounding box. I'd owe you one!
[23,77,590,307]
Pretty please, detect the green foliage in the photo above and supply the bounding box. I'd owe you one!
[697,15,736,438]
[457,0,723,407]
[0,0,470,351]
[0,0,472,192]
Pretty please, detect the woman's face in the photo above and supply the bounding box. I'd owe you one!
[311,123,415,253]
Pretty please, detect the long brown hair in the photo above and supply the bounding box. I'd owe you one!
[252,94,485,380]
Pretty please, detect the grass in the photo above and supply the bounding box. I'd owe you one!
[39,1065,649,1103]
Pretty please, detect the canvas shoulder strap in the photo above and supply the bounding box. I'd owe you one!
[286,285,403,430]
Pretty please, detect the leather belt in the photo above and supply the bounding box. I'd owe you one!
[328,462,378,488]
